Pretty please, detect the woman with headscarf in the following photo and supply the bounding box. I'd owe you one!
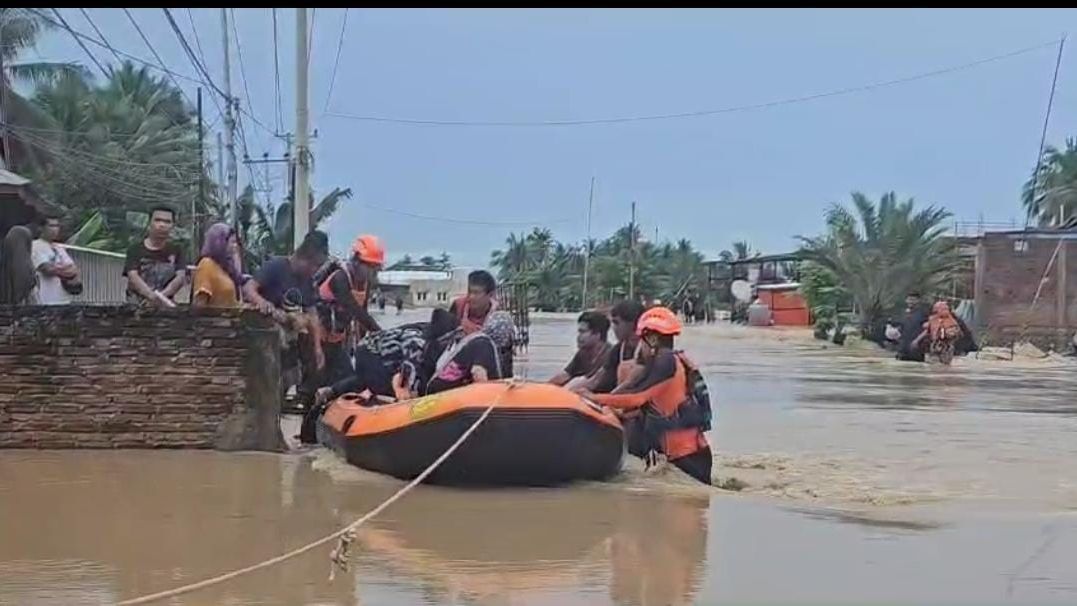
[424,310,515,395]
[0,226,38,305]
[912,300,963,365]
[191,223,244,308]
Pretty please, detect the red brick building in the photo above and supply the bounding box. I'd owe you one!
[974,228,1077,349]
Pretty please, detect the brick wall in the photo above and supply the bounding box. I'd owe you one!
[975,232,1076,349]
[0,306,283,450]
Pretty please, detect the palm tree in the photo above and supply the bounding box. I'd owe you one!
[798,192,956,333]
[1023,139,1077,226]
[26,64,201,247]
[238,187,353,263]
[1,8,89,170]
[490,232,530,281]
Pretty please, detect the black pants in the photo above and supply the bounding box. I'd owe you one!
[672,447,713,485]
[322,342,355,387]
[299,348,394,444]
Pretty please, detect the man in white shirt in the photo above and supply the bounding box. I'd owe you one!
[31,217,80,305]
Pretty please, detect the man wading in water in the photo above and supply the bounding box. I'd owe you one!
[583,306,713,485]
[548,311,612,389]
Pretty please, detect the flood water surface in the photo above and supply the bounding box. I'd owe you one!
[3,311,1077,604]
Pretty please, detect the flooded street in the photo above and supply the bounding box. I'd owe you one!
[4,310,1077,604]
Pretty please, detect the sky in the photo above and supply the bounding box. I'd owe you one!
[28,8,1077,267]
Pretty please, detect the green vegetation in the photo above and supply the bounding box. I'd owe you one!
[490,226,705,311]
[798,192,957,333]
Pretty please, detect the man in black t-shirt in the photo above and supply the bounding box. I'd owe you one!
[123,206,186,307]
[549,311,611,388]
[573,300,645,394]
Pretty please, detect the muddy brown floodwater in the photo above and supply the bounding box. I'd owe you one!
[3,310,1077,605]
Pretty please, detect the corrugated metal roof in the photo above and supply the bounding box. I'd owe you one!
[0,168,31,187]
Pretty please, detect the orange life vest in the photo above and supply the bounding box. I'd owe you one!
[318,266,368,344]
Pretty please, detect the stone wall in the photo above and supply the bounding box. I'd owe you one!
[0,306,283,451]
[975,232,1077,350]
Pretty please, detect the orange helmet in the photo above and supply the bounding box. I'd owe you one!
[352,234,386,266]
[636,306,682,337]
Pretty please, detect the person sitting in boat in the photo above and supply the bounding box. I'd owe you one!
[572,300,645,394]
[449,270,497,335]
[300,320,428,444]
[395,310,515,398]
[315,234,386,385]
[582,306,713,485]
[549,310,612,389]
[912,300,963,365]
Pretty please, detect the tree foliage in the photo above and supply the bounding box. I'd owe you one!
[798,192,956,332]
[490,226,705,311]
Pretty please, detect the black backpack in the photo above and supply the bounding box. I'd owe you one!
[673,352,713,432]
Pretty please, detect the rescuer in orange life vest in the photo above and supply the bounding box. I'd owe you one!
[582,306,713,485]
[316,235,385,384]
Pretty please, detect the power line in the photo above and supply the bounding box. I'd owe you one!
[22,8,212,93]
[50,8,108,77]
[325,38,1061,127]
[161,8,225,101]
[229,8,263,145]
[122,8,195,108]
[77,8,122,64]
[323,7,349,114]
[272,8,284,133]
[359,201,572,227]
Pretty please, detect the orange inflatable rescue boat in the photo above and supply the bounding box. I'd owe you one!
[317,381,624,486]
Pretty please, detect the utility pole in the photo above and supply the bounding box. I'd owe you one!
[195,87,204,261]
[221,8,238,224]
[293,8,311,249]
[628,201,637,301]
[581,176,595,310]
[216,132,224,197]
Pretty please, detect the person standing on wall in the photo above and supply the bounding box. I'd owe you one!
[191,223,244,308]
[31,216,80,305]
[123,206,186,308]
[0,225,38,305]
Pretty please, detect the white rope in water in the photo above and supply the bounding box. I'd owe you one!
[117,382,517,605]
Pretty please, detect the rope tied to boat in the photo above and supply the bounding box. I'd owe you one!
[117,380,521,605]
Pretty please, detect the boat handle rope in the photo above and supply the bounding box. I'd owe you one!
[117,381,520,605]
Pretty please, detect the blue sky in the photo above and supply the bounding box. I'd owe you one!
[31,9,1077,267]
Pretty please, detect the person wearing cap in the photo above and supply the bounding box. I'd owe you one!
[583,306,712,485]
[315,234,385,384]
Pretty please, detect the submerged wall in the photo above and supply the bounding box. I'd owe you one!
[0,306,283,451]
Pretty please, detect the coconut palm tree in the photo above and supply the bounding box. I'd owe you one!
[490,232,530,281]
[237,187,353,264]
[1,8,89,170]
[798,192,956,333]
[1023,139,1077,226]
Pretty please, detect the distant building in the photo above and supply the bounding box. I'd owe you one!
[703,253,809,326]
[377,268,470,308]
[973,227,1076,349]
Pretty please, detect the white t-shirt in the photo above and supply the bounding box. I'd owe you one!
[31,239,74,305]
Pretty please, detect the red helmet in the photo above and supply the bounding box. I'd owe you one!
[636,306,682,337]
[352,235,385,266]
